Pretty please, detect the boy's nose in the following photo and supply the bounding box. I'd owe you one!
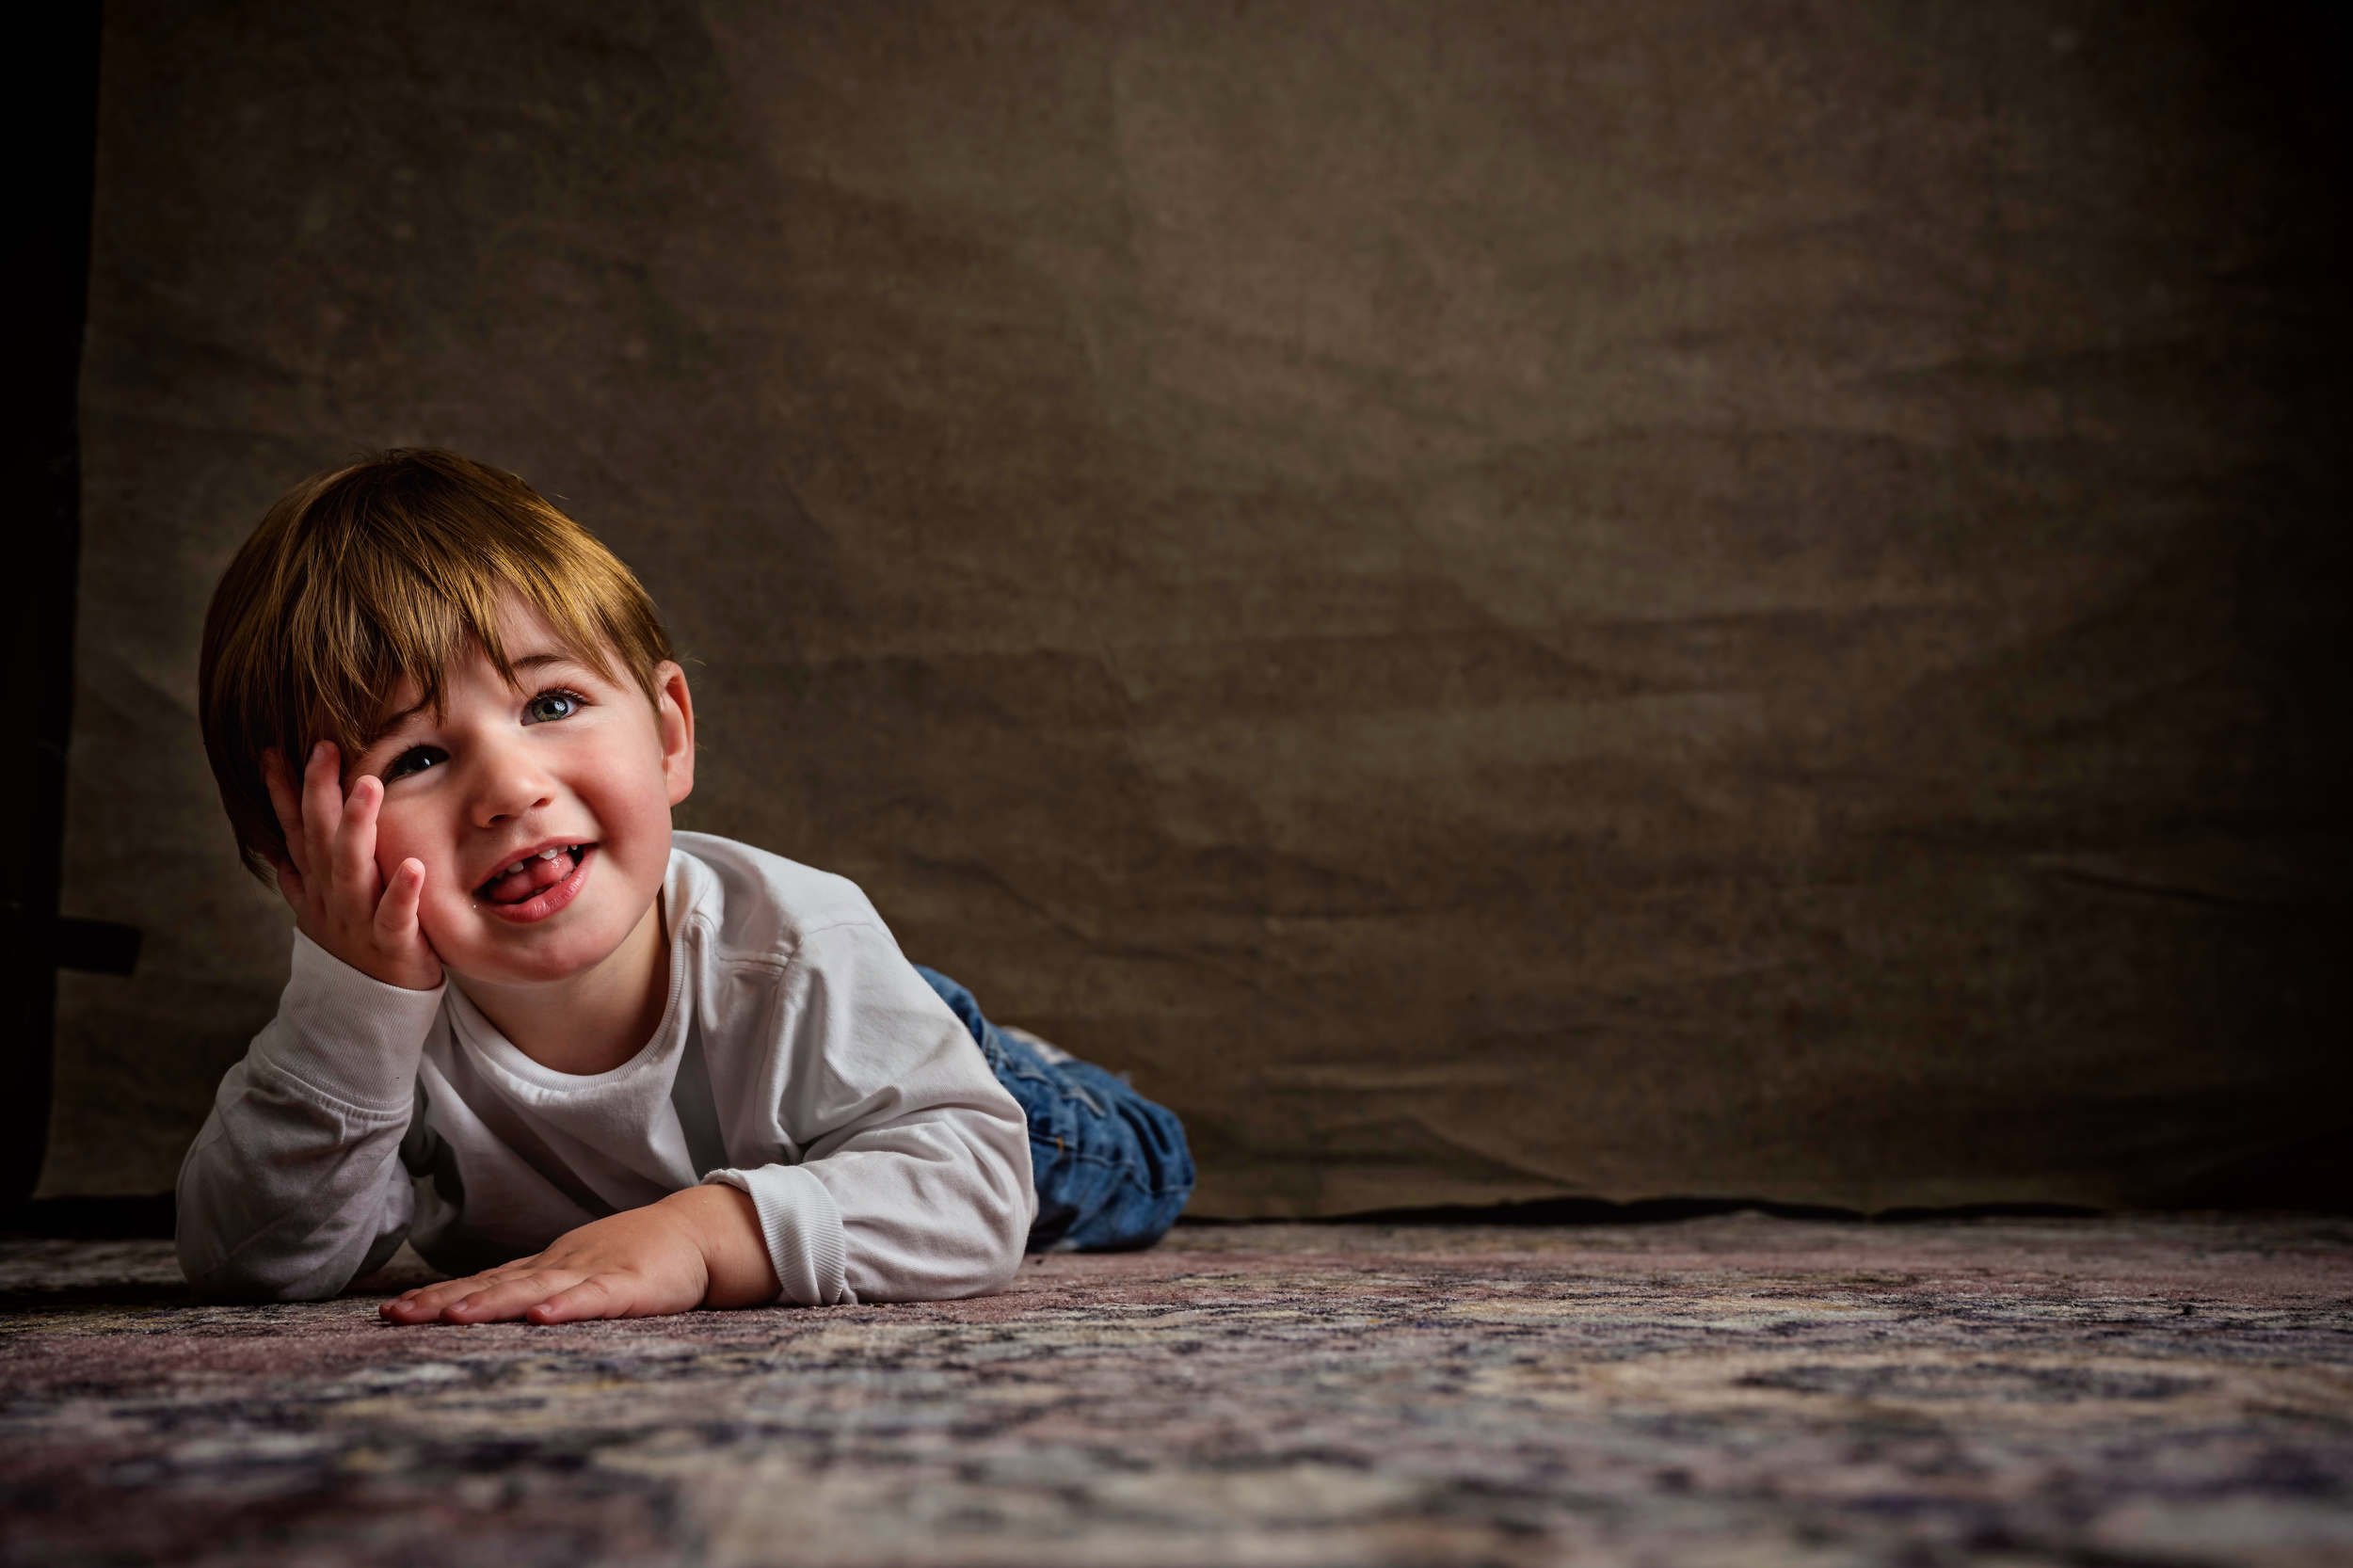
[468,752,557,827]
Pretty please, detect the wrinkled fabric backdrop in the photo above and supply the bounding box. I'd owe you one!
[49,0,2349,1215]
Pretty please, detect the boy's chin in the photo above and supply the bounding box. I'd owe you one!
[434,902,659,989]
[445,951,603,990]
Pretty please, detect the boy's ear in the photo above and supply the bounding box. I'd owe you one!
[655,661,695,807]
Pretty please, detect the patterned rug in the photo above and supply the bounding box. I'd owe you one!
[4,1213,2350,1567]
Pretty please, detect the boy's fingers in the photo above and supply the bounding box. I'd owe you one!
[302,742,342,872]
[443,1270,572,1321]
[337,774,378,898]
[529,1278,616,1322]
[261,752,308,877]
[375,858,424,939]
[390,1277,468,1312]
[385,1272,493,1320]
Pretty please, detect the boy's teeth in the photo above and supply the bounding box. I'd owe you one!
[480,844,584,904]
[479,844,585,896]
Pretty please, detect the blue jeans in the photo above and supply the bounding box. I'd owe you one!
[912,965,1194,1252]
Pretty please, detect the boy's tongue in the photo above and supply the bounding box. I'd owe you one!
[485,848,576,904]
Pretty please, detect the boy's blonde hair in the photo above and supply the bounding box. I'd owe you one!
[200,448,677,887]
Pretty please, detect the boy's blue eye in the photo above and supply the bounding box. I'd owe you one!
[380,688,589,782]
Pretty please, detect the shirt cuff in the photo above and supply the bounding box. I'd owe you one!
[251,926,446,1112]
[698,1162,853,1306]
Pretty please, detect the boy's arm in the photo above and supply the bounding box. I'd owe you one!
[696,921,1036,1306]
[384,1180,777,1323]
[651,1183,777,1306]
[176,928,443,1301]
[384,921,1030,1324]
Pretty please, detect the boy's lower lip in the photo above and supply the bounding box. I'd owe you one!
[480,846,594,923]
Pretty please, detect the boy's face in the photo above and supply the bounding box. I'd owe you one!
[344,591,693,990]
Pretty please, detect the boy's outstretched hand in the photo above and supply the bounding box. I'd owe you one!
[379,1189,778,1324]
[264,740,442,991]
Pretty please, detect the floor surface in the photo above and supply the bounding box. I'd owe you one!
[4,1213,2350,1567]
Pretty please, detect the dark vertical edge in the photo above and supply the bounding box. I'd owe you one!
[4,3,104,1209]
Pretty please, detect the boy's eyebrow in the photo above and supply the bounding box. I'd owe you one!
[359,652,589,751]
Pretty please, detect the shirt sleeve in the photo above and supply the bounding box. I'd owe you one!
[698,920,1037,1305]
[174,927,445,1301]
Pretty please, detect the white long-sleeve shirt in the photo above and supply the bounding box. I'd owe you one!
[175,830,1036,1305]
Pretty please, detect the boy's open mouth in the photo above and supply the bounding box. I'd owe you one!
[477,843,597,904]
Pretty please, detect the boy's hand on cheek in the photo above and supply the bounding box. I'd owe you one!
[263,741,444,991]
[379,1204,713,1326]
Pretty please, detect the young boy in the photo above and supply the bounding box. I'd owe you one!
[176,448,1193,1323]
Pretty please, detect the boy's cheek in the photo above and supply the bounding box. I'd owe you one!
[420,874,463,920]
[413,902,463,957]
[407,866,462,932]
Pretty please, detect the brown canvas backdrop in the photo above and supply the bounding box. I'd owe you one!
[46,0,2349,1215]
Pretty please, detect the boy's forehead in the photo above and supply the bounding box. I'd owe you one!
[452,594,575,680]
[490,589,565,647]
[384,640,591,705]
[371,596,602,723]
